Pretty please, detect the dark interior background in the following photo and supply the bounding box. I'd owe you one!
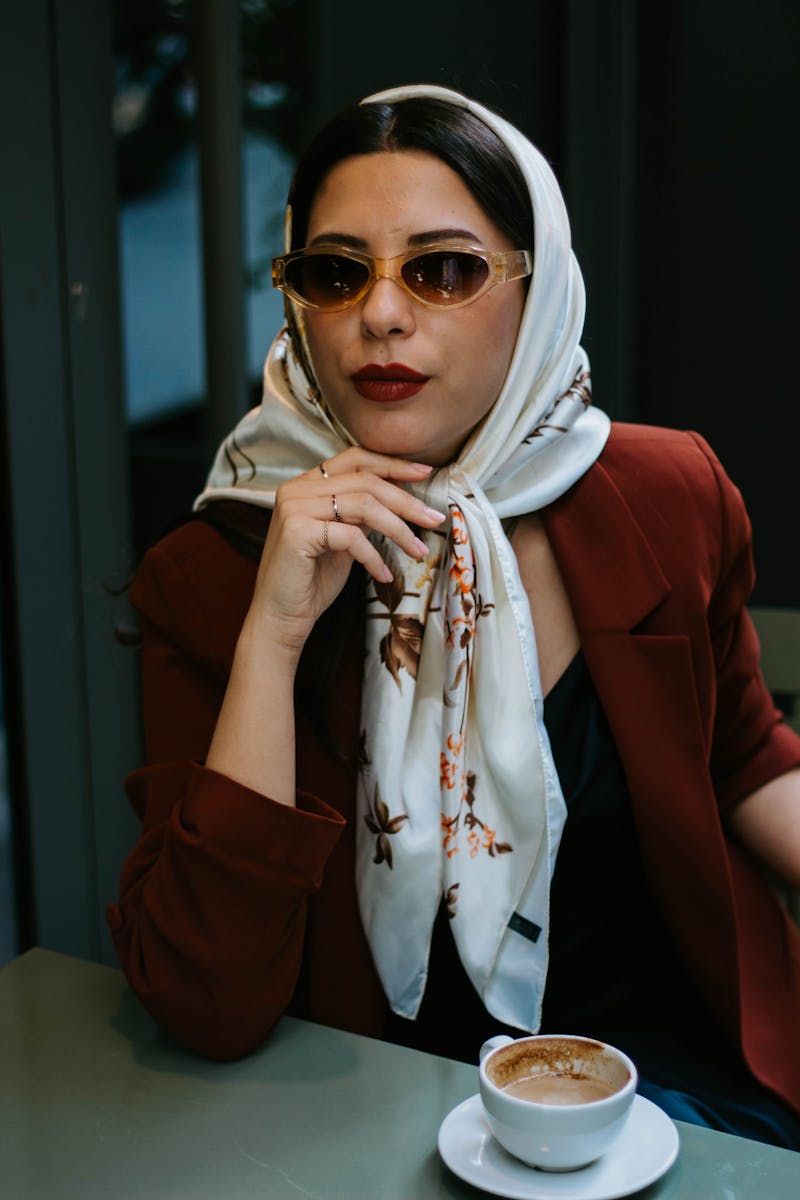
[0,0,797,966]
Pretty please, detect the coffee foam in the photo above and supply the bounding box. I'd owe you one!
[486,1036,629,1098]
[504,1073,616,1104]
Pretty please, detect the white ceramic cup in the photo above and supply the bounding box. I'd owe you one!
[479,1033,638,1172]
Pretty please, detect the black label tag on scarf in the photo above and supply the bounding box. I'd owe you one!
[508,912,542,943]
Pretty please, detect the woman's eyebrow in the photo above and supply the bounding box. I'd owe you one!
[306,228,483,250]
[307,232,368,249]
[408,227,481,245]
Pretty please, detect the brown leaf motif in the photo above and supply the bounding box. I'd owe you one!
[373,566,406,614]
[445,883,460,919]
[524,369,591,441]
[368,549,426,691]
[379,614,424,690]
[364,785,408,869]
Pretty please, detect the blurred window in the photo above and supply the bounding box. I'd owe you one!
[113,0,307,549]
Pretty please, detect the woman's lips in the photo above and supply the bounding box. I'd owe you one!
[351,362,430,402]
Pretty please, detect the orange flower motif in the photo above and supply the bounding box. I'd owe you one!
[440,775,512,862]
[446,615,470,649]
[440,753,458,790]
[451,568,475,597]
[441,813,460,857]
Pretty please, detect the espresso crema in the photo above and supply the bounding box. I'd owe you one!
[503,1072,616,1105]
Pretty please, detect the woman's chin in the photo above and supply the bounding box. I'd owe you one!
[348,426,462,468]
[323,398,467,466]
[363,441,453,467]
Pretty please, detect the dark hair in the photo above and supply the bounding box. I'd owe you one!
[288,97,533,253]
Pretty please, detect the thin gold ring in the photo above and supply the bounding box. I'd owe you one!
[319,461,329,478]
[331,494,342,522]
[322,520,329,550]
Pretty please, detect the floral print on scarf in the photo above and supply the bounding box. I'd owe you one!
[364,784,408,869]
[440,506,512,864]
[367,546,441,690]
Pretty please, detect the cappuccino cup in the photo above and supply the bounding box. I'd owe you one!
[479,1033,637,1171]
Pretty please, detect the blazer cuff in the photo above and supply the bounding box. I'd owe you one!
[716,722,800,812]
[127,760,346,887]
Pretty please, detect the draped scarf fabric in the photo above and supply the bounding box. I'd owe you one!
[195,84,610,1033]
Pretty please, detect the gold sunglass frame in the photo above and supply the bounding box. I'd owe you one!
[272,243,533,312]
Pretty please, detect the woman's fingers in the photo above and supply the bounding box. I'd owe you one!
[273,450,446,573]
[279,485,441,562]
[319,447,434,482]
[261,451,445,624]
[252,452,444,641]
[273,509,392,589]
[322,491,432,560]
[280,470,446,529]
[321,520,394,583]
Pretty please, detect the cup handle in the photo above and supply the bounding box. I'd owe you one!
[479,1034,514,1063]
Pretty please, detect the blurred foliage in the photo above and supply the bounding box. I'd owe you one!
[113,0,312,195]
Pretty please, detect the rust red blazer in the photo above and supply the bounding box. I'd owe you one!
[107,424,800,1112]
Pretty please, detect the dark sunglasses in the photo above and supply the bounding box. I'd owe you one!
[272,243,532,312]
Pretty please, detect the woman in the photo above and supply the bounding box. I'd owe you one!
[108,84,800,1146]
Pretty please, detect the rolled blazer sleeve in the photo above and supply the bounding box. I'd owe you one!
[694,434,800,810]
[106,527,346,1060]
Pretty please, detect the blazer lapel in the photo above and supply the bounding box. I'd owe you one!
[541,459,710,820]
[543,461,741,1035]
[542,459,670,633]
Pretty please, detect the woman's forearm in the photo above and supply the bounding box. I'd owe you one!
[727,767,800,890]
[205,619,301,807]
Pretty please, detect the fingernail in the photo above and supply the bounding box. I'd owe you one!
[423,506,446,522]
[411,462,433,473]
[413,537,428,558]
[381,564,394,582]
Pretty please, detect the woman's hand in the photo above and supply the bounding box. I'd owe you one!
[206,449,445,805]
[243,447,446,657]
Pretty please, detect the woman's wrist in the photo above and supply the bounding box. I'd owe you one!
[235,608,308,677]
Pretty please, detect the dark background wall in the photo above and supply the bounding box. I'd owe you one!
[311,0,798,603]
[635,3,798,603]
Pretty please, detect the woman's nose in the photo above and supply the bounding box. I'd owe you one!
[360,277,417,339]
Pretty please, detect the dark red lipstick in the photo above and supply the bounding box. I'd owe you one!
[351,362,430,402]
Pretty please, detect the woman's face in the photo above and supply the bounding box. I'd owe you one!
[302,151,526,466]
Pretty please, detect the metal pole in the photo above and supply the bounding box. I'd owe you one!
[195,0,248,453]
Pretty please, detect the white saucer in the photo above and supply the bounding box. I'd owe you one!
[438,1093,679,1200]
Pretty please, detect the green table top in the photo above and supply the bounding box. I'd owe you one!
[0,948,797,1198]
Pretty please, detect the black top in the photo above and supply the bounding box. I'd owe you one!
[385,651,704,1062]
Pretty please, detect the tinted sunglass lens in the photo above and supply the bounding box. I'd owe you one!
[403,252,489,305]
[285,254,369,307]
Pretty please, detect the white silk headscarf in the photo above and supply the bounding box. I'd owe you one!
[196,84,610,1033]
